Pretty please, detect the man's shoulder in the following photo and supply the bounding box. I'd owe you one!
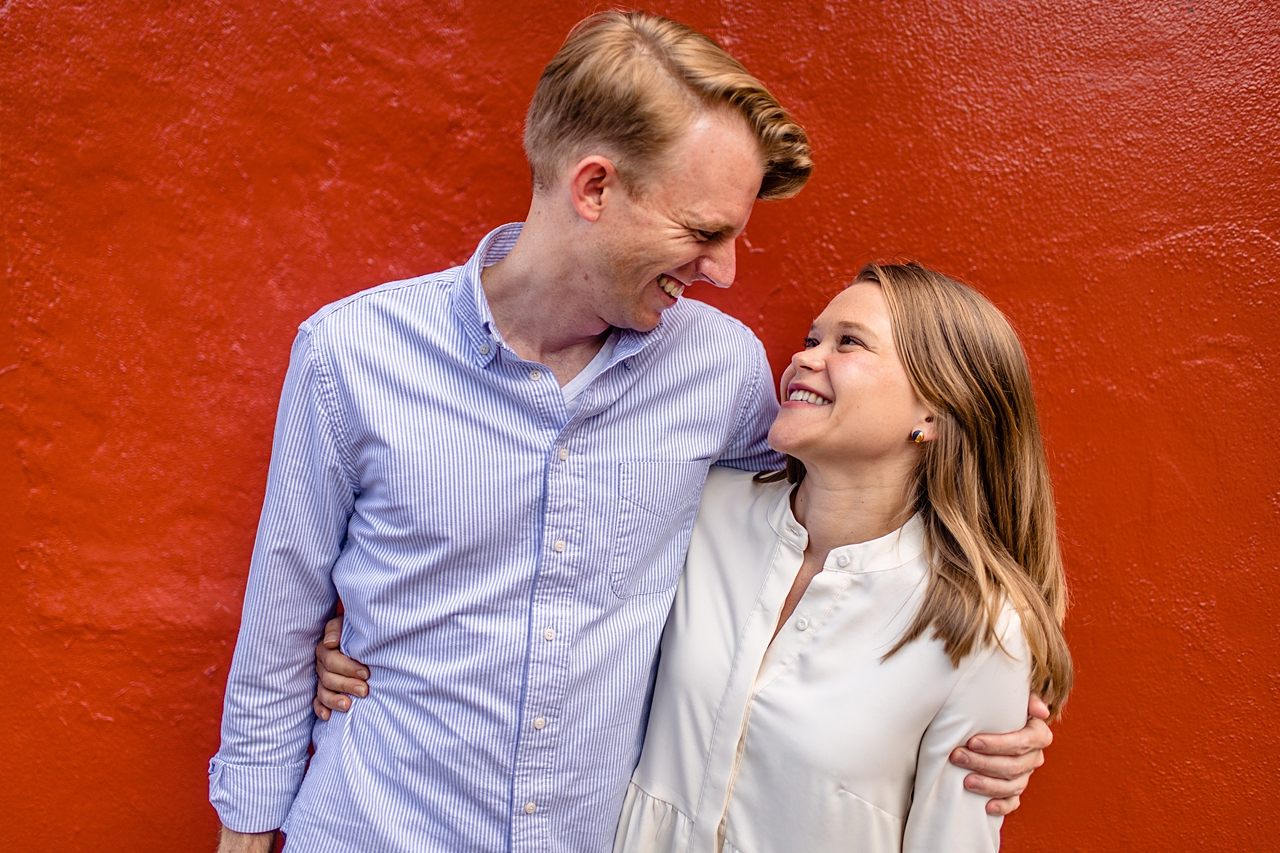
[660,297,760,343]
[300,266,463,339]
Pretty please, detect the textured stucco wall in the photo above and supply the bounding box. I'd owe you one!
[2,1,1277,850]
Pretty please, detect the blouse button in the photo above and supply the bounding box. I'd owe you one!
[836,554,850,568]
[796,617,809,631]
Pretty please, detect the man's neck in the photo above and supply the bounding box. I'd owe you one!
[480,211,611,387]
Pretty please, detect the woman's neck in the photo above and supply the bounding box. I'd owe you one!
[791,460,913,557]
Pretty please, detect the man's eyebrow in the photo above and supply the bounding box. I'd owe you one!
[686,217,740,236]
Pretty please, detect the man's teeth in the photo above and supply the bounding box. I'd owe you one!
[788,389,832,405]
[657,274,685,299]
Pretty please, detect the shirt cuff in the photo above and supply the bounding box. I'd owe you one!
[208,756,309,833]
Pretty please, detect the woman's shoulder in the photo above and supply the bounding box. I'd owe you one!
[700,466,790,519]
[690,466,790,555]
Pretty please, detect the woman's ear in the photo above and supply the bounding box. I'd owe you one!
[568,155,619,223]
[909,413,936,443]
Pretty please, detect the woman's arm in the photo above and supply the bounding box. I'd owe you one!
[903,618,1032,853]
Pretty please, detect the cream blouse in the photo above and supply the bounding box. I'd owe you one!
[613,467,1030,853]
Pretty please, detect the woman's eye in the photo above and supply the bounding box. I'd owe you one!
[802,337,819,349]
[840,335,863,348]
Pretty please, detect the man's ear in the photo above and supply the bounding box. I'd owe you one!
[568,155,620,223]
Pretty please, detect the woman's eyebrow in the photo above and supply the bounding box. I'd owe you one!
[831,320,876,338]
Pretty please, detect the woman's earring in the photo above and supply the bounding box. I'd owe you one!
[911,430,924,443]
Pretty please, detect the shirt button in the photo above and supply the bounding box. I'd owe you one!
[796,617,809,631]
[558,447,569,461]
[836,554,850,568]
[543,628,555,641]
[553,540,566,552]
[524,802,537,814]
[479,343,490,356]
[533,717,546,730]
[529,369,542,381]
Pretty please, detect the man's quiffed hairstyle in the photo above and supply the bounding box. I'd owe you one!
[524,10,812,200]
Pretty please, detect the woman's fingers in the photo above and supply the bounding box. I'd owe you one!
[321,614,345,648]
[317,680,354,713]
[316,641,371,680]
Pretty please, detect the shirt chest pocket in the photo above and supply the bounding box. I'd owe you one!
[609,460,709,598]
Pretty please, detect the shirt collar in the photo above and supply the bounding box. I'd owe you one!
[451,223,522,367]
[449,221,666,370]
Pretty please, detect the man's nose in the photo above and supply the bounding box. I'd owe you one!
[694,238,737,289]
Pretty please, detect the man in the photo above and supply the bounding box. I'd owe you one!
[211,12,1050,853]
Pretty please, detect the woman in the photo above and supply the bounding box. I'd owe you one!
[610,262,1071,852]
[316,262,1072,851]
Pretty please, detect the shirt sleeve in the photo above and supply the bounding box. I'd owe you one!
[902,611,1032,853]
[208,327,356,833]
[713,330,783,471]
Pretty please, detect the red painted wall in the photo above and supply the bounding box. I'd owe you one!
[3,1,1277,849]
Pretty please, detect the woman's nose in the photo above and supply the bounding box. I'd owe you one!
[791,346,823,372]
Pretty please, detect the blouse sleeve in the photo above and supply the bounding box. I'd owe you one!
[902,611,1032,853]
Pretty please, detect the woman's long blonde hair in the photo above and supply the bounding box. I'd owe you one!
[769,261,1073,714]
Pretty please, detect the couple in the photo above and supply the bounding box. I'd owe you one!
[212,11,1067,853]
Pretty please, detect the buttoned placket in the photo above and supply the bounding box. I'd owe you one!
[509,358,614,849]
[471,315,649,851]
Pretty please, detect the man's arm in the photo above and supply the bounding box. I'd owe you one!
[217,826,277,853]
[210,328,355,836]
[712,330,783,471]
[312,620,1055,817]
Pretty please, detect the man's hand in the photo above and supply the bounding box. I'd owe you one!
[312,614,372,721]
[949,694,1053,816]
[217,825,276,853]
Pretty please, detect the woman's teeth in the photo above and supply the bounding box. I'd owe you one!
[658,274,685,299]
[788,389,832,405]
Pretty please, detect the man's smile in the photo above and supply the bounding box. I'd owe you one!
[657,273,686,299]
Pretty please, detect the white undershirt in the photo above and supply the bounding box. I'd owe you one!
[561,330,619,416]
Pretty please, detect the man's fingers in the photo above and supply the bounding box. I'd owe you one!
[950,747,1038,781]
[316,643,370,680]
[1027,693,1051,721]
[967,716,1052,756]
[963,768,1030,799]
[313,697,332,721]
[985,794,1020,816]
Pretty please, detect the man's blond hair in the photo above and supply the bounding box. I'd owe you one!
[524,11,812,200]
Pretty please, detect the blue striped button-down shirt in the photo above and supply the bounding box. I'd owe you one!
[209,224,782,853]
